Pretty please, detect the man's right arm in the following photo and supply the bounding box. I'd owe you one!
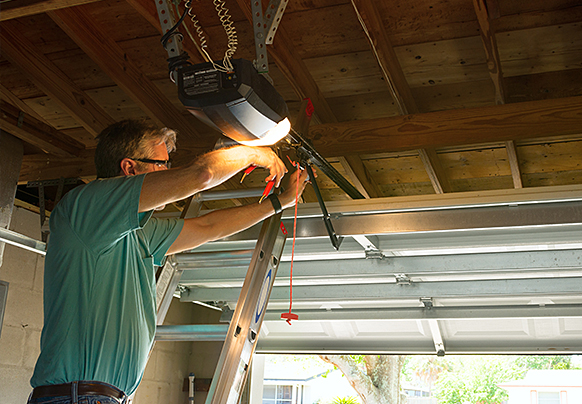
[138,146,287,212]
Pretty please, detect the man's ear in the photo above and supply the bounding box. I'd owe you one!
[120,158,138,176]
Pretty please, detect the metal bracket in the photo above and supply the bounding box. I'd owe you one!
[264,0,288,44]
[420,297,434,309]
[395,273,411,285]
[155,0,186,82]
[353,235,384,259]
[365,249,384,260]
[250,0,288,73]
[17,111,25,128]
[251,0,269,73]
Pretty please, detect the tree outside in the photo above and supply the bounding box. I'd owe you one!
[260,354,581,404]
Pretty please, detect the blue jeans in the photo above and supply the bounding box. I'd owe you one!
[27,381,127,404]
[27,395,120,404]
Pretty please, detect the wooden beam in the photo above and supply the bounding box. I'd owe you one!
[418,149,452,194]
[0,84,48,123]
[474,0,525,189]
[505,140,523,189]
[350,0,454,194]
[233,0,336,124]
[18,137,214,183]
[338,155,382,198]
[19,149,96,184]
[308,96,582,157]
[125,0,206,65]
[350,0,418,115]
[0,0,101,21]
[1,100,84,157]
[48,6,201,139]
[1,21,115,136]
[473,0,506,105]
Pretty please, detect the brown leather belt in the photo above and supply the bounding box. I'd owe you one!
[31,382,126,403]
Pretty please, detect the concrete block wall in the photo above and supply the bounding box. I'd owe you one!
[0,207,44,404]
[0,206,223,404]
[134,298,198,404]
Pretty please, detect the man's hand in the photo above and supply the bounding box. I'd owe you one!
[167,164,312,255]
[279,167,312,209]
[248,147,288,187]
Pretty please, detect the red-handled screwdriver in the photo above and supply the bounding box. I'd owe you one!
[240,165,257,183]
[258,180,275,204]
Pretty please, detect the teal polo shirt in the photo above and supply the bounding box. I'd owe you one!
[31,174,184,395]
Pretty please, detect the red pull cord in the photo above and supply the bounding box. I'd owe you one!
[281,159,301,325]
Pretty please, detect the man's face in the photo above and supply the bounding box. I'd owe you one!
[133,142,170,175]
[121,142,171,211]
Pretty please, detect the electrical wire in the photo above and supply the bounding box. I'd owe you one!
[160,4,192,81]
[184,0,237,72]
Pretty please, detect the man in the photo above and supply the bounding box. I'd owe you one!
[28,120,309,404]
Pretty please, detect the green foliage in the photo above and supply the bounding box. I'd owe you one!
[514,355,573,370]
[403,355,579,404]
[330,396,360,404]
[434,356,521,404]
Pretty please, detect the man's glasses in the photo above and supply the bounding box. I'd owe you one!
[131,157,171,169]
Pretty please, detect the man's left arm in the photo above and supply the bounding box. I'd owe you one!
[167,168,309,255]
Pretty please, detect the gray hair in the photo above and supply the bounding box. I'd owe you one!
[95,119,177,178]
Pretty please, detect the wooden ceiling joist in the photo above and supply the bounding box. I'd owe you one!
[47,6,201,139]
[126,0,206,65]
[473,0,524,189]
[504,140,523,189]
[338,155,382,198]
[309,96,582,158]
[0,0,102,21]
[350,0,417,115]
[0,84,49,124]
[1,100,84,157]
[418,149,452,194]
[19,149,97,184]
[351,0,451,194]
[473,0,506,106]
[1,21,115,136]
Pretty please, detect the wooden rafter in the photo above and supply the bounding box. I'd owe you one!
[308,96,582,157]
[1,21,115,136]
[19,149,97,184]
[1,100,84,157]
[17,97,582,183]
[350,0,417,115]
[338,155,382,198]
[473,0,506,105]
[350,0,450,195]
[473,0,523,189]
[125,0,206,65]
[418,149,452,194]
[47,6,202,139]
[0,84,49,124]
[0,0,101,21]
[505,140,523,189]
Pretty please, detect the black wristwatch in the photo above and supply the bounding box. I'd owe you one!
[267,193,282,214]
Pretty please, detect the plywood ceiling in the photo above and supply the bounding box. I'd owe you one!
[1,0,581,209]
